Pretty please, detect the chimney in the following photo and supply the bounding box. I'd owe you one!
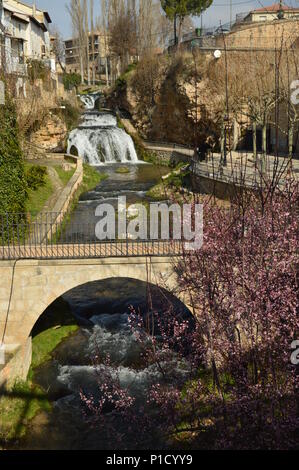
[32,1,36,17]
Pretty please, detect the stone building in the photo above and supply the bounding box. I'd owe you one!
[64,30,109,81]
[0,0,52,75]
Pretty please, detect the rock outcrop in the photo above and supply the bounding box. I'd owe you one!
[31,113,67,153]
[107,54,220,147]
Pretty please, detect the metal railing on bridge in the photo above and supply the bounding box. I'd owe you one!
[0,213,183,261]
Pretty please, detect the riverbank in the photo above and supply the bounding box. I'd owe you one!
[0,161,108,448]
[0,163,168,449]
[0,298,78,448]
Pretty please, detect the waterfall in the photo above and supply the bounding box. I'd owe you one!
[68,94,139,165]
[79,95,96,110]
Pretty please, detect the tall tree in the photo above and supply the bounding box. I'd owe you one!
[66,0,85,84]
[161,0,213,48]
[83,0,90,85]
[51,28,66,73]
[90,0,95,85]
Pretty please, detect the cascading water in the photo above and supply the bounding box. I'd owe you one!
[67,94,139,165]
[79,94,97,110]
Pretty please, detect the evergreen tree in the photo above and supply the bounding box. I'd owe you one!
[161,0,213,47]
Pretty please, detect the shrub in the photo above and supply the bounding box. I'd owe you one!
[26,165,47,191]
[63,73,82,91]
[115,63,137,91]
[56,101,80,131]
[27,59,49,83]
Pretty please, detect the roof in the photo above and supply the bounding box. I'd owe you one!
[3,1,52,26]
[30,14,47,32]
[252,2,299,13]
[12,12,29,23]
[43,12,52,24]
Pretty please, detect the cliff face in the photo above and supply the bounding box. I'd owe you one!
[108,55,220,147]
[30,113,67,153]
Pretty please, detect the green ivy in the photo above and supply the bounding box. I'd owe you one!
[0,97,27,220]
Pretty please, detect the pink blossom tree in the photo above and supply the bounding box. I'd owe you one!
[81,181,299,449]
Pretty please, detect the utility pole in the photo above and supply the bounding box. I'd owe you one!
[230,0,232,27]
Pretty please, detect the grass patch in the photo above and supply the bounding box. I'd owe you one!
[30,325,78,373]
[0,380,51,444]
[146,164,191,200]
[25,166,53,217]
[81,163,108,193]
[146,181,169,200]
[54,165,76,185]
[0,327,77,445]
[51,164,108,243]
[0,300,78,446]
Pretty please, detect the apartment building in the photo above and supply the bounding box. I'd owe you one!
[0,0,52,75]
[64,31,109,80]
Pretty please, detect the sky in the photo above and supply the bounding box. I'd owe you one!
[34,0,299,39]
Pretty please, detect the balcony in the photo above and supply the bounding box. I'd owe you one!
[7,57,27,75]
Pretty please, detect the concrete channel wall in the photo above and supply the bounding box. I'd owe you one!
[0,154,83,389]
[44,154,83,241]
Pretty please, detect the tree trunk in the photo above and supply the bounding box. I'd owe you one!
[288,125,294,159]
[105,57,109,87]
[262,123,267,155]
[84,0,90,86]
[90,0,96,86]
[174,14,177,47]
[177,17,183,50]
[253,121,257,160]
[220,121,225,162]
[261,123,267,174]
[80,55,84,84]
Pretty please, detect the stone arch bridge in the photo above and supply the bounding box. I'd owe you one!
[0,242,189,388]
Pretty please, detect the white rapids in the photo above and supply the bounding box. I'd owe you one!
[67,94,138,165]
[56,312,189,406]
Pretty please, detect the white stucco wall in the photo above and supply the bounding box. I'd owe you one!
[2,2,51,61]
[28,20,44,57]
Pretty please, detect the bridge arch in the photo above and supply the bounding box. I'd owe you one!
[0,256,191,385]
[32,276,192,339]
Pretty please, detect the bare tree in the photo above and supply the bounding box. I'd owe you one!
[108,0,137,75]
[66,0,85,84]
[90,0,96,85]
[50,28,66,73]
[100,0,110,86]
[83,0,90,85]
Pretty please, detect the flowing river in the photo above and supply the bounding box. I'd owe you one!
[17,95,192,450]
